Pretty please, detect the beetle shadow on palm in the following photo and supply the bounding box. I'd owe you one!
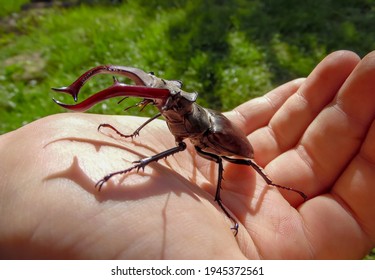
[44,136,203,203]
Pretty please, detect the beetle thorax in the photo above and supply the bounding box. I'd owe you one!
[161,98,211,143]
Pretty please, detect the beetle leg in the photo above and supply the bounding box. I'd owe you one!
[222,156,307,201]
[195,147,239,236]
[98,112,162,139]
[96,142,187,190]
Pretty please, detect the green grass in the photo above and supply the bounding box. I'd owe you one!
[1,0,375,135]
[0,0,29,17]
[364,248,375,260]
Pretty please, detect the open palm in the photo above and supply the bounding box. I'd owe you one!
[0,50,374,259]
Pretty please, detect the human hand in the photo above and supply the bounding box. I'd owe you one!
[0,50,374,259]
[229,50,375,259]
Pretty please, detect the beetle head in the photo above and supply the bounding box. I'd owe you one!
[148,73,198,102]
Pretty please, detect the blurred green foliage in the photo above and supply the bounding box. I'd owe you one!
[364,247,375,260]
[0,0,29,17]
[1,0,375,134]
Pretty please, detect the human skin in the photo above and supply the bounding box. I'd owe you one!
[0,50,374,259]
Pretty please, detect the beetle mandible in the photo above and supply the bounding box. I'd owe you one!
[52,65,307,235]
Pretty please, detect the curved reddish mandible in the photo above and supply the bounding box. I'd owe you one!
[52,65,171,112]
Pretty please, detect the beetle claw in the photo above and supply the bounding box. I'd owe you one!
[52,86,78,102]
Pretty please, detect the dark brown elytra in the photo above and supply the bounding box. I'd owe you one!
[52,65,307,236]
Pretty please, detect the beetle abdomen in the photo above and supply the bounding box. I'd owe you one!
[204,109,254,158]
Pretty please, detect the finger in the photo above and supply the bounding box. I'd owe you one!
[229,78,305,135]
[251,51,360,165]
[271,51,375,202]
[299,121,375,259]
[301,51,375,191]
[333,121,375,243]
[335,51,375,127]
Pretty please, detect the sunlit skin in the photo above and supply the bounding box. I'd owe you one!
[0,50,374,259]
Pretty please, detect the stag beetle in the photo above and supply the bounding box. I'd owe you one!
[52,65,307,235]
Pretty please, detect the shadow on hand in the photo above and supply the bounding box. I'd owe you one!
[43,136,202,203]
